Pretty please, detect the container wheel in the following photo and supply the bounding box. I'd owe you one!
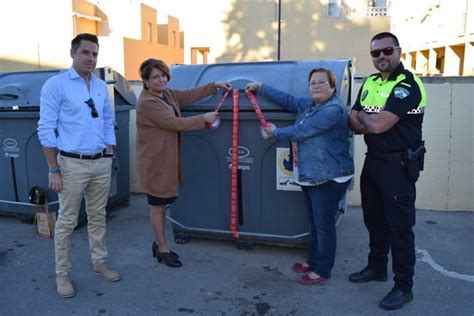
[174,237,188,244]
[173,229,189,244]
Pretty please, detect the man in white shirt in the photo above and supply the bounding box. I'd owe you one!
[38,33,120,298]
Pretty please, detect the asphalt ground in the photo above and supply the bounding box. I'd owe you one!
[0,194,473,316]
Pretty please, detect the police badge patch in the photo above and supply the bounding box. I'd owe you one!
[394,87,410,99]
[361,90,369,101]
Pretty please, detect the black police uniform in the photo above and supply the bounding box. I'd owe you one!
[352,62,426,291]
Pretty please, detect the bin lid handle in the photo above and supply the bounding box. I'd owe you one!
[0,93,19,100]
[0,86,27,106]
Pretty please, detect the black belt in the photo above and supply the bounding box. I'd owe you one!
[59,150,106,160]
[366,151,404,160]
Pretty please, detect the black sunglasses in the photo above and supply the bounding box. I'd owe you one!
[84,98,99,118]
[370,46,399,58]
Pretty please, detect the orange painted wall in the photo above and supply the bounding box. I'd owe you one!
[124,4,184,80]
[73,0,98,35]
[72,0,95,16]
[74,18,98,35]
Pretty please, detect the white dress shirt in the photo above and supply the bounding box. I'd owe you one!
[37,67,116,154]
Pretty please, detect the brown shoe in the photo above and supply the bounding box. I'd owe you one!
[93,262,121,281]
[56,275,75,298]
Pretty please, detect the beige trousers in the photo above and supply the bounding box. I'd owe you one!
[55,155,112,276]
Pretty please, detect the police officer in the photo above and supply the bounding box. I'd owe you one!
[349,32,427,310]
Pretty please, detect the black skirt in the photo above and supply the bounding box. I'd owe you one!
[147,194,177,206]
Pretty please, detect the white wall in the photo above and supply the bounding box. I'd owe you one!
[0,0,74,69]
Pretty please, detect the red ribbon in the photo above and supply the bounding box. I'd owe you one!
[230,89,240,238]
[215,88,232,112]
[246,91,270,127]
[206,88,232,129]
[211,89,271,238]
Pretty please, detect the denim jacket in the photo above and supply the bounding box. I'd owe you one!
[260,84,354,183]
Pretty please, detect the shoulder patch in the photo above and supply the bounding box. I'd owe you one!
[361,90,369,101]
[394,87,410,99]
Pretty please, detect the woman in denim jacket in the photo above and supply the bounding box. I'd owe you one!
[246,68,354,285]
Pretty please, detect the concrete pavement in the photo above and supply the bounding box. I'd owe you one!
[0,194,473,315]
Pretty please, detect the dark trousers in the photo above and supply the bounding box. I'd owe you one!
[360,156,417,291]
[302,180,350,278]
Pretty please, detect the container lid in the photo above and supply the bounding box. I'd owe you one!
[110,70,137,107]
[96,67,136,107]
[169,59,352,111]
[0,70,61,110]
[0,67,135,111]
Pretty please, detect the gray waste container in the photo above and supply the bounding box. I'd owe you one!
[0,67,135,218]
[167,60,353,247]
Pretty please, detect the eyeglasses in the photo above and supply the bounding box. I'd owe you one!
[84,98,98,118]
[309,81,329,87]
[370,46,399,58]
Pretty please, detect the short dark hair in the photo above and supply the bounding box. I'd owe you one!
[71,33,99,51]
[139,58,171,89]
[308,67,337,94]
[370,32,400,47]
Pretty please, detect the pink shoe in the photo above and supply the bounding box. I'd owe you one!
[298,273,327,285]
[292,262,312,273]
